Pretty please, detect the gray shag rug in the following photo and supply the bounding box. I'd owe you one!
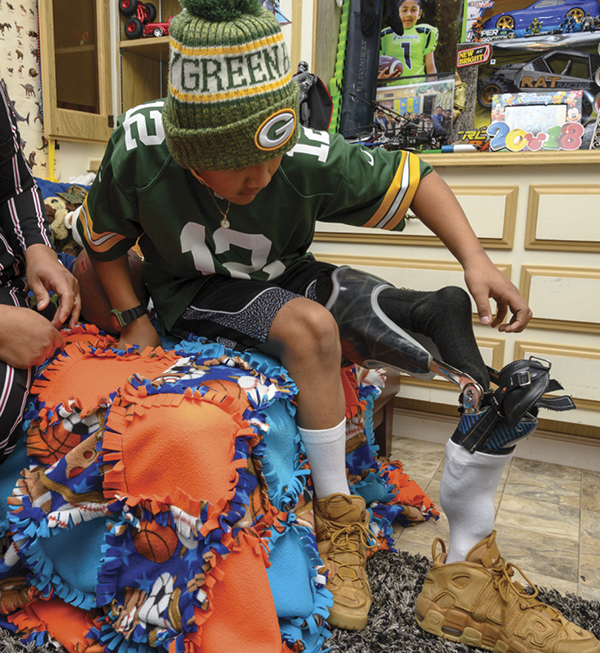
[2,550,600,653]
[325,549,600,653]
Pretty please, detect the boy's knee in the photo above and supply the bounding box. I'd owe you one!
[279,300,341,363]
[298,304,341,356]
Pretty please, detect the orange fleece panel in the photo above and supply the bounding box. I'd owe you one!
[19,599,100,653]
[195,540,282,653]
[117,399,241,505]
[33,348,177,416]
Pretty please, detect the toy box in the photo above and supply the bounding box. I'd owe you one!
[453,33,600,149]
[464,0,600,43]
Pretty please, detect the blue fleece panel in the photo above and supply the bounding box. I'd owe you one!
[267,530,315,619]
[260,399,300,502]
[39,516,107,596]
[0,436,28,535]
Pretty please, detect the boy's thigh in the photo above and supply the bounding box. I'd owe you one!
[172,260,337,348]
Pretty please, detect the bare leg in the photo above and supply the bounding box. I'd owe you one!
[260,297,349,497]
[259,297,345,430]
[260,297,372,631]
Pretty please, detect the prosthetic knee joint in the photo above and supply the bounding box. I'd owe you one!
[325,266,484,411]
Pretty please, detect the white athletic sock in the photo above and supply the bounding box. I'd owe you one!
[440,439,513,563]
[298,419,350,500]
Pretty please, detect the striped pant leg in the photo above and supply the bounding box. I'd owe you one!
[0,286,33,464]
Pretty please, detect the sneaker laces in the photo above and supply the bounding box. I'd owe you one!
[492,560,564,623]
[327,519,377,568]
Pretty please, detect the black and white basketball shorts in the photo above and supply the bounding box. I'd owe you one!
[173,259,337,349]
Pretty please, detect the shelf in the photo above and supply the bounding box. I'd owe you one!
[120,36,170,62]
[421,149,600,167]
[56,45,97,55]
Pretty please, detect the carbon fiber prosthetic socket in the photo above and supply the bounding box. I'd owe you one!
[325,266,433,376]
[325,266,487,386]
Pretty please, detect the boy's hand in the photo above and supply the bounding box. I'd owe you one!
[464,260,532,333]
[25,244,80,329]
[117,314,162,351]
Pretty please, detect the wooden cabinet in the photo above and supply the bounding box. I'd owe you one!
[118,0,181,112]
[39,0,113,143]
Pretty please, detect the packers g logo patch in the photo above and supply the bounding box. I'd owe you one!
[255,109,297,152]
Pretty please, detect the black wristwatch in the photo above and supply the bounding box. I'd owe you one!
[110,303,147,329]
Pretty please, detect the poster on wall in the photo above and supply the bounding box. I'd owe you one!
[0,0,50,178]
[379,0,465,84]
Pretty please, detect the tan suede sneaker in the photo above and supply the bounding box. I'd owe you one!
[416,531,600,653]
[314,493,375,631]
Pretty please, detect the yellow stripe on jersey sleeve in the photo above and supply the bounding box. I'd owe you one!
[80,197,127,254]
[363,152,422,230]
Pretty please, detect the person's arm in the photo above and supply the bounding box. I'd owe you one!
[410,170,532,333]
[86,252,161,350]
[425,51,436,75]
[1,83,78,329]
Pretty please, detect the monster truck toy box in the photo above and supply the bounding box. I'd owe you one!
[453,34,600,150]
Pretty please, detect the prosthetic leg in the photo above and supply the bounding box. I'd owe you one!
[325,266,576,451]
[324,267,595,649]
[326,266,484,411]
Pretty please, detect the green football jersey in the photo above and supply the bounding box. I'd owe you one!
[380,24,438,84]
[79,99,431,332]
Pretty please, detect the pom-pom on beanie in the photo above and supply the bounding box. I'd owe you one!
[163,0,300,171]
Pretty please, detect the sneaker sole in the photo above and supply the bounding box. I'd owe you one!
[327,608,369,632]
[416,607,515,652]
[415,605,600,653]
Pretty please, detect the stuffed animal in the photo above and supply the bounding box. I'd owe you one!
[44,196,69,241]
[44,194,82,256]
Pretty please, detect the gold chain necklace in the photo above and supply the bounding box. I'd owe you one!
[193,171,232,228]
[207,190,232,229]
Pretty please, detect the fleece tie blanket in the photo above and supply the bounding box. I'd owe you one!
[0,325,438,653]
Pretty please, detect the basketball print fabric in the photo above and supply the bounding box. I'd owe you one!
[0,325,438,652]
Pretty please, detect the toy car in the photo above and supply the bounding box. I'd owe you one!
[142,18,171,38]
[483,0,600,34]
[119,0,158,40]
[478,47,600,118]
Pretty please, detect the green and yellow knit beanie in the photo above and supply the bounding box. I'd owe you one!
[163,0,300,171]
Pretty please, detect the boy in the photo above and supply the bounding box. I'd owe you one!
[77,0,599,651]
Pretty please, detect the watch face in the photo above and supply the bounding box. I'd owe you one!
[110,308,127,329]
[111,304,146,329]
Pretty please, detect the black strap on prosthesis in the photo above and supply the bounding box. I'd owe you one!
[455,357,576,453]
